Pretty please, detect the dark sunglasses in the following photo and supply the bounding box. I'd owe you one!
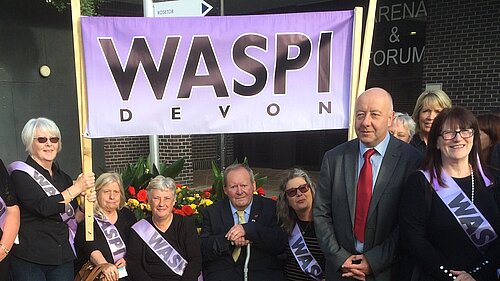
[285,184,310,197]
[34,137,59,144]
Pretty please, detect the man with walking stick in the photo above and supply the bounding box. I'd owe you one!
[200,163,287,281]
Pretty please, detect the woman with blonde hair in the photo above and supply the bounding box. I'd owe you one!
[276,168,325,281]
[75,172,136,281]
[410,89,452,154]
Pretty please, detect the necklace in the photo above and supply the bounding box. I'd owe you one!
[470,164,475,203]
[300,221,312,235]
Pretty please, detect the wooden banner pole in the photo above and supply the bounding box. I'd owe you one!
[70,0,94,241]
[348,7,364,140]
[357,0,378,96]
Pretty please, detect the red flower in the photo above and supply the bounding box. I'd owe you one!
[181,205,194,216]
[128,186,136,197]
[271,196,277,201]
[257,187,266,196]
[137,189,148,203]
[173,208,185,216]
[176,184,183,189]
[202,191,211,199]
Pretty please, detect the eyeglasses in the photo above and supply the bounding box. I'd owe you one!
[440,129,474,140]
[285,184,310,197]
[34,137,60,144]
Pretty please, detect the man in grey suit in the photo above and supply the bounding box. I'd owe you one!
[314,88,422,281]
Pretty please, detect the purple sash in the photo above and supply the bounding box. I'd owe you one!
[0,195,6,231]
[289,223,323,280]
[7,161,77,254]
[131,219,187,276]
[421,168,497,250]
[95,216,126,262]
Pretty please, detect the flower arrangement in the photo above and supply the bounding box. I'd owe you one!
[123,157,184,220]
[123,157,270,227]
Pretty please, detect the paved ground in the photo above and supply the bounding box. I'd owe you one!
[193,168,320,198]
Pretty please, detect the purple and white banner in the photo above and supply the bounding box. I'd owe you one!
[81,11,354,137]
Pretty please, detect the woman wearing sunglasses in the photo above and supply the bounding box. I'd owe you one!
[400,107,500,281]
[276,168,325,281]
[8,117,96,281]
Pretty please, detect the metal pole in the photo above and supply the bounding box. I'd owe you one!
[244,244,250,281]
[219,0,226,171]
[143,0,160,169]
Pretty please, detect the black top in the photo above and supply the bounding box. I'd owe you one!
[74,207,136,271]
[10,156,78,265]
[0,158,17,240]
[127,215,202,281]
[0,159,16,207]
[409,134,427,156]
[284,220,325,281]
[400,171,500,281]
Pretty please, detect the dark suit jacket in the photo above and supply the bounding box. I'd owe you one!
[313,135,422,281]
[200,195,287,281]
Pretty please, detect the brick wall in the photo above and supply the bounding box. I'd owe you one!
[192,134,235,170]
[104,134,234,187]
[158,135,193,186]
[104,136,149,172]
[192,135,218,169]
[423,0,500,114]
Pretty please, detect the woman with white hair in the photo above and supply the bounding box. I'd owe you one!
[75,172,136,281]
[127,175,202,281]
[8,117,95,281]
[389,112,417,143]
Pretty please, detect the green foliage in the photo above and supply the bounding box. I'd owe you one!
[46,0,104,16]
[121,157,185,191]
[209,157,268,201]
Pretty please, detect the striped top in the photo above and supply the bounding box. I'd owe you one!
[284,220,326,281]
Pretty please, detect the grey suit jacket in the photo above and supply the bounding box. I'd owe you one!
[313,135,422,281]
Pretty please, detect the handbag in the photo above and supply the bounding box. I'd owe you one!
[74,261,106,281]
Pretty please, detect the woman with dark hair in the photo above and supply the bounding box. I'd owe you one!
[400,106,500,281]
[0,158,19,281]
[477,113,500,168]
[276,168,325,281]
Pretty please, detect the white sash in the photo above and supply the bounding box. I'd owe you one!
[421,168,497,251]
[288,223,323,280]
[0,195,6,231]
[7,161,77,254]
[95,216,127,262]
[131,219,188,276]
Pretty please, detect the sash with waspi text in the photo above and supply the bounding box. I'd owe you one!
[95,216,126,262]
[0,195,6,231]
[288,223,323,280]
[131,219,188,276]
[7,161,77,254]
[421,167,496,251]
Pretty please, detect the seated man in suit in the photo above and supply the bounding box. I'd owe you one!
[200,163,287,281]
[313,87,422,281]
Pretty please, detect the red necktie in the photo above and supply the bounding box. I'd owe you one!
[354,148,376,243]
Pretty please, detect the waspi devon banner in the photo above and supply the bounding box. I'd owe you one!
[81,11,354,137]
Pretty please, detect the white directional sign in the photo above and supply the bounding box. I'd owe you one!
[153,0,213,17]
